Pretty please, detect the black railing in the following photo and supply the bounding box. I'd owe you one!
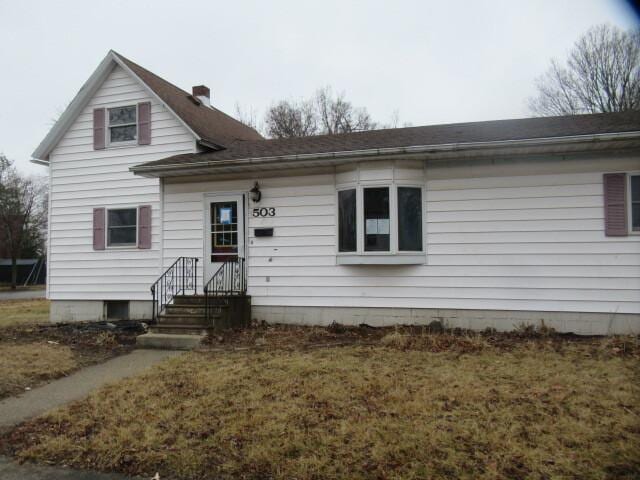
[204,258,247,325]
[151,257,199,322]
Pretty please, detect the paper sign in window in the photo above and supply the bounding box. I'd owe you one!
[220,207,232,224]
[366,219,389,234]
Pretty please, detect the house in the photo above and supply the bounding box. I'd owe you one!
[32,50,640,335]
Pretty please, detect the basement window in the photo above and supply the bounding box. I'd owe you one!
[105,301,129,320]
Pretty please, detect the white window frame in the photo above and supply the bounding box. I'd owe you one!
[335,181,426,264]
[628,171,640,235]
[106,206,138,249]
[106,104,138,147]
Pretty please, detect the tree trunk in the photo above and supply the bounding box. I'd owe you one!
[10,256,17,290]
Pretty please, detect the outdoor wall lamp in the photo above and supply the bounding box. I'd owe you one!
[250,182,262,203]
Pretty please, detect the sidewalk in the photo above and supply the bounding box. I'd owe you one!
[0,288,46,300]
[0,349,182,428]
[0,455,141,479]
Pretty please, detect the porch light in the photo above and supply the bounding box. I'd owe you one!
[250,182,262,203]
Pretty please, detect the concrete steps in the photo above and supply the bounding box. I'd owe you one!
[136,332,205,350]
[138,294,251,349]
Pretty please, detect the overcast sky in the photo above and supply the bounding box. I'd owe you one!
[1,0,638,175]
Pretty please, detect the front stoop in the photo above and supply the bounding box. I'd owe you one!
[136,332,205,350]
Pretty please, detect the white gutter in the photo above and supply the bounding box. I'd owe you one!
[130,130,640,175]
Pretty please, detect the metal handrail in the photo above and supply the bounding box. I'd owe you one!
[204,257,246,325]
[150,257,199,323]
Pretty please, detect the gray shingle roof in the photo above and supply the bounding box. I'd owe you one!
[114,52,264,146]
[132,110,640,171]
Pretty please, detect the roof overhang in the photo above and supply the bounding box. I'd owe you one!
[30,50,202,164]
[130,130,640,178]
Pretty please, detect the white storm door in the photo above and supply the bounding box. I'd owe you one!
[204,194,245,282]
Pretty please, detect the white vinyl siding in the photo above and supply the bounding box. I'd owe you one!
[163,159,640,316]
[47,64,196,300]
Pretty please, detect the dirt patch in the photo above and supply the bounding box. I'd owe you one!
[203,321,640,358]
[0,321,144,399]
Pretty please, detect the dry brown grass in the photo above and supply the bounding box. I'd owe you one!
[0,298,49,327]
[0,343,77,398]
[4,338,639,480]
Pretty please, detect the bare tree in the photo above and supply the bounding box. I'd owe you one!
[0,155,47,289]
[314,86,377,134]
[264,98,318,138]
[234,102,261,132]
[530,24,640,116]
[263,87,380,138]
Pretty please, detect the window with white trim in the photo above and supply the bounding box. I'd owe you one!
[107,208,137,246]
[631,174,640,232]
[338,185,424,257]
[108,105,137,143]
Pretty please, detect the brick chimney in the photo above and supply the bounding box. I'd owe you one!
[192,85,210,107]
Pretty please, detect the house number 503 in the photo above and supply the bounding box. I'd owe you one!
[253,207,275,217]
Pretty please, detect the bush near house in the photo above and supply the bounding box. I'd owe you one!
[3,326,639,480]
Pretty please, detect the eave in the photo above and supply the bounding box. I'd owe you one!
[130,131,640,178]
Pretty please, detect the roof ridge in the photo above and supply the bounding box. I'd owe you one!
[111,51,264,145]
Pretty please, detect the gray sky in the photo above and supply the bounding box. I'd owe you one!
[1,0,638,175]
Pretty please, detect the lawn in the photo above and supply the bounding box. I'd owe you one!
[0,298,49,327]
[0,298,140,398]
[3,329,639,480]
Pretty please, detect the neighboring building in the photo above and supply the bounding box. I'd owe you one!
[33,51,640,334]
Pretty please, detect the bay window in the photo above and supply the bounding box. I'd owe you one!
[364,187,390,251]
[338,189,357,252]
[337,184,424,263]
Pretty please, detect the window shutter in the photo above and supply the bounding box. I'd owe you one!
[137,102,151,145]
[93,108,105,150]
[603,173,628,236]
[138,205,152,249]
[93,208,106,250]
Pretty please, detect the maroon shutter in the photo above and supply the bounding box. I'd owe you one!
[93,108,106,150]
[138,102,151,145]
[603,173,628,236]
[138,205,152,249]
[93,208,106,250]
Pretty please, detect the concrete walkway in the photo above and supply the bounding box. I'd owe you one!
[0,455,141,479]
[0,349,182,428]
[0,288,46,300]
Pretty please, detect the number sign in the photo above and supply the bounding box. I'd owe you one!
[253,208,275,217]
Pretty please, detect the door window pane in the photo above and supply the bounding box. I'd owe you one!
[107,208,137,246]
[632,175,640,232]
[211,202,238,262]
[364,187,390,251]
[338,189,357,252]
[398,187,423,251]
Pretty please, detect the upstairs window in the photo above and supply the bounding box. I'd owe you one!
[107,208,137,247]
[108,105,137,143]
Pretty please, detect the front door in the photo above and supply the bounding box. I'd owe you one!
[204,194,245,282]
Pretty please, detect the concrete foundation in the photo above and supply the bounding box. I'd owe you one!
[252,305,640,335]
[50,300,152,322]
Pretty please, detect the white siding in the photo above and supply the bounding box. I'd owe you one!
[48,64,196,300]
[163,157,640,315]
